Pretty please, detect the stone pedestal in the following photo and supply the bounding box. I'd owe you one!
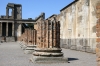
[31,56,67,63]
[24,45,36,54]
[19,41,27,50]
[31,48,67,63]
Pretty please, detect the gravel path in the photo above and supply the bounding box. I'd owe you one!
[0,42,97,66]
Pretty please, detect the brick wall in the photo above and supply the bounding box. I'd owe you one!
[18,29,37,45]
[96,2,100,66]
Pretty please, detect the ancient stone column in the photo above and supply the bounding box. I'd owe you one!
[45,20,49,48]
[34,29,37,45]
[33,29,35,45]
[0,22,2,36]
[6,7,9,18]
[31,17,67,63]
[6,22,8,36]
[24,29,37,54]
[12,23,14,36]
[52,21,57,47]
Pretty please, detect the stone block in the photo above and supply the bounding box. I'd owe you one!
[97,44,100,49]
[96,14,100,18]
[96,9,100,14]
[70,45,77,50]
[24,48,35,54]
[96,33,100,37]
[96,38,100,42]
[24,45,36,54]
[96,28,100,33]
[81,46,90,52]
[97,58,100,62]
[30,56,68,63]
[97,62,100,66]
[96,4,100,9]
[96,52,100,58]
[76,46,82,51]
[96,48,100,54]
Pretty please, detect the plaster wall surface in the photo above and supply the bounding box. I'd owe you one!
[59,0,100,53]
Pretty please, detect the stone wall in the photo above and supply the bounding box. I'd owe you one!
[96,2,100,66]
[58,0,100,53]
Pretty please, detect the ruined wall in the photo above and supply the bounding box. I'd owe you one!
[96,2,100,66]
[59,0,99,53]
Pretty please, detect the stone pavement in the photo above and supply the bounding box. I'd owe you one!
[0,42,97,66]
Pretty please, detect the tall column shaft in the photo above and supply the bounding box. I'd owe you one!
[6,7,9,18]
[46,21,49,48]
[6,22,8,36]
[12,23,14,36]
[0,22,2,36]
[34,30,36,45]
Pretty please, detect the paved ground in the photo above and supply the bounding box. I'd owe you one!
[0,42,97,66]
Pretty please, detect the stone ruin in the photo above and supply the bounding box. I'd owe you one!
[30,13,67,63]
[96,2,100,66]
[19,13,67,62]
[20,29,37,54]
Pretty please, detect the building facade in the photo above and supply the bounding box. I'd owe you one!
[0,3,36,41]
[58,0,100,53]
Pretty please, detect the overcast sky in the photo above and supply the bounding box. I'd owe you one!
[0,0,74,19]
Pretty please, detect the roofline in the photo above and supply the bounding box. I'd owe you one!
[7,3,22,7]
[60,0,79,12]
[46,14,57,20]
[0,19,36,22]
[35,12,45,21]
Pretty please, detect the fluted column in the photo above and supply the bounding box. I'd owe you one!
[49,21,53,48]
[6,22,8,36]
[46,21,49,48]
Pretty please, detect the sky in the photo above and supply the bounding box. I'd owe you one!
[0,0,74,19]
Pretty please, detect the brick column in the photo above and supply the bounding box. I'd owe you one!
[6,22,8,36]
[31,17,67,63]
[12,23,14,36]
[45,20,49,48]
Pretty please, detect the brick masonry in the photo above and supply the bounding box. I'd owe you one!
[18,29,37,46]
[96,2,100,66]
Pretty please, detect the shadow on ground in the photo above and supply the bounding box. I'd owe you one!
[68,58,79,61]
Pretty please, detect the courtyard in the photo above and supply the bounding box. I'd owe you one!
[0,42,97,66]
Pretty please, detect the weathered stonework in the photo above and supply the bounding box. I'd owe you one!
[96,2,100,66]
[19,29,37,54]
[58,0,100,53]
[31,13,67,63]
[0,3,36,42]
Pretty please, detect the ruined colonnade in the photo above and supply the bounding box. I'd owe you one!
[0,22,14,37]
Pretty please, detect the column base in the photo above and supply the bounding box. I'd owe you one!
[24,45,36,54]
[30,48,68,63]
[30,56,68,63]
[19,41,27,50]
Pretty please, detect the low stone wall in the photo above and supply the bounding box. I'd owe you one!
[60,38,96,53]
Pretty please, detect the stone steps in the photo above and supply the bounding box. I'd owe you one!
[6,37,15,42]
